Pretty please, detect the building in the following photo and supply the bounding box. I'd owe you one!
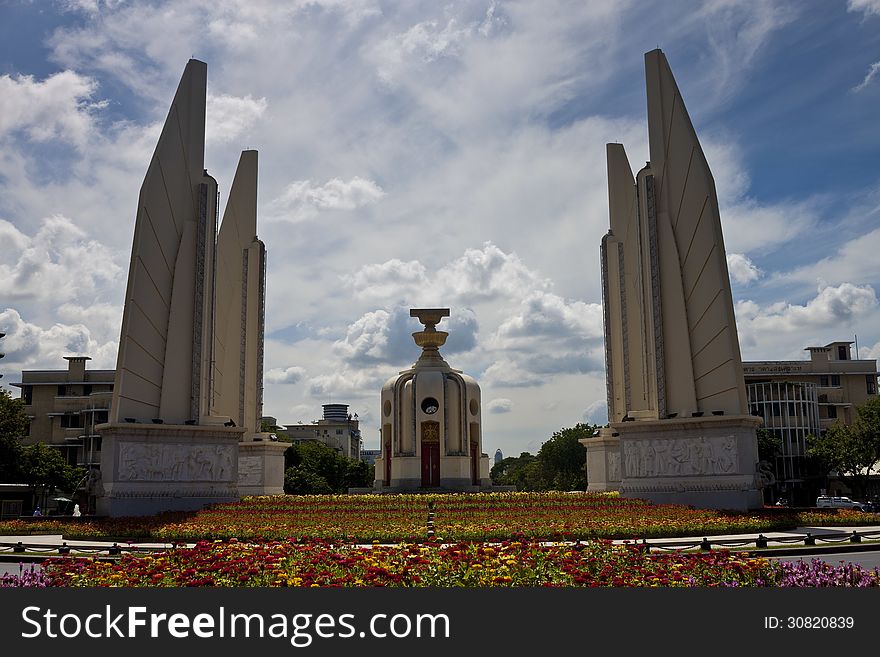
[375,309,489,491]
[743,341,879,503]
[361,449,381,466]
[494,449,503,465]
[279,404,363,461]
[584,49,761,510]
[12,356,114,469]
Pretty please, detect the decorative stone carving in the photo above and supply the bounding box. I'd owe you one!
[607,452,621,482]
[622,435,738,478]
[117,442,237,482]
[238,455,263,486]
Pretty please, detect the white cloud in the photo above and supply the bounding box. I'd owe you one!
[0,307,118,372]
[736,283,877,334]
[848,0,880,17]
[583,398,607,425]
[853,61,880,93]
[345,242,550,304]
[205,93,267,144]
[265,366,307,384]
[333,305,478,366]
[0,71,105,148]
[486,398,513,414]
[267,177,385,222]
[775,225,880,289]
[481,361,544,388]
[0,216,123,304]
[306,367,392,400]
[727,253,762,285]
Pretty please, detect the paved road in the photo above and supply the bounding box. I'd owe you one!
[769,551,880,571]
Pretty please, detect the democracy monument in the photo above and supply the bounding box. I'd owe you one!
[373,309,491,491]
[582,49,763,510]
[96,60,286,516]
[89,48,763,514]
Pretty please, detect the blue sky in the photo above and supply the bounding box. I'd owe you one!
[1,0,879,457]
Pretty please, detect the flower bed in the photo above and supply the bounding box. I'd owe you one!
[38,539,880,588]
[0,492,875,543]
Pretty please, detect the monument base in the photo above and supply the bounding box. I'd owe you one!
[96,422,245,517]
[373,454,492,491]
[582,415,763,511]
[238,437,290,496]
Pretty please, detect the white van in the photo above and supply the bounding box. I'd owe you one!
[816,496,866,511]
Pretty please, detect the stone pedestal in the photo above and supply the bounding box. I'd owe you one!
[584,415,763,511]
[238,437,289,496]
[581,428,621,492]
[96,422,245,517]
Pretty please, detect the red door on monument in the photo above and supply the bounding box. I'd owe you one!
[384,440,392,486]
[421,421,440,487]
[470,442,479,485]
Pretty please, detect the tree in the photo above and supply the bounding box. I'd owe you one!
[808,396,880,500]
[283,440,374,494]
[490,423,594,492]
[0,388,29,482]
[536,424,592,491]
[18,442,85,510]
[490,452,542,490]
[756,427,783,463]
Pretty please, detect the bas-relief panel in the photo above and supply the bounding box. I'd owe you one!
[238,455,262,486]
[118,443,236,482]
[607,452,621,482]
[622,435,738,478]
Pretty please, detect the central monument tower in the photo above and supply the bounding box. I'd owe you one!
[374,309,490,491]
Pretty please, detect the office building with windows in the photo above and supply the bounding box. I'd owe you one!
[743,341,878,502]
[279,404,363,460]
[11,356,114,469]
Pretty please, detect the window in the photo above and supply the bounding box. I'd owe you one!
[827,406,837,419]
[867,375,877,395]
[21,386,33,404]
[838,345,848,360]
[60,414,83,429]
[336,429,344,435]
[830,375,840,387]
[57,385,67,396]
[83,384,92,396]
[819,375,829,387]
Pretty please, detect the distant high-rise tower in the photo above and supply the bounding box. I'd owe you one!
[494,449,503,465]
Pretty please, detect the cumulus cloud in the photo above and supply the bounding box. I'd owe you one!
[345,242,550,304]
[853,61,880,93]
[727,253,762,285]
[481,361,545,388]
[265,366,307,384]
[486,398,513,414]
[334,305,478,367]
[306,367,391,400]
[0,307,118,372]
[267,177,385,222]
[0,71,105,148]
[736,283,878,334]
[0,216,123,304]
[205,93,267,144]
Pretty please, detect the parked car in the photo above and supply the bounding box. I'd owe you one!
[816,496,868,511]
